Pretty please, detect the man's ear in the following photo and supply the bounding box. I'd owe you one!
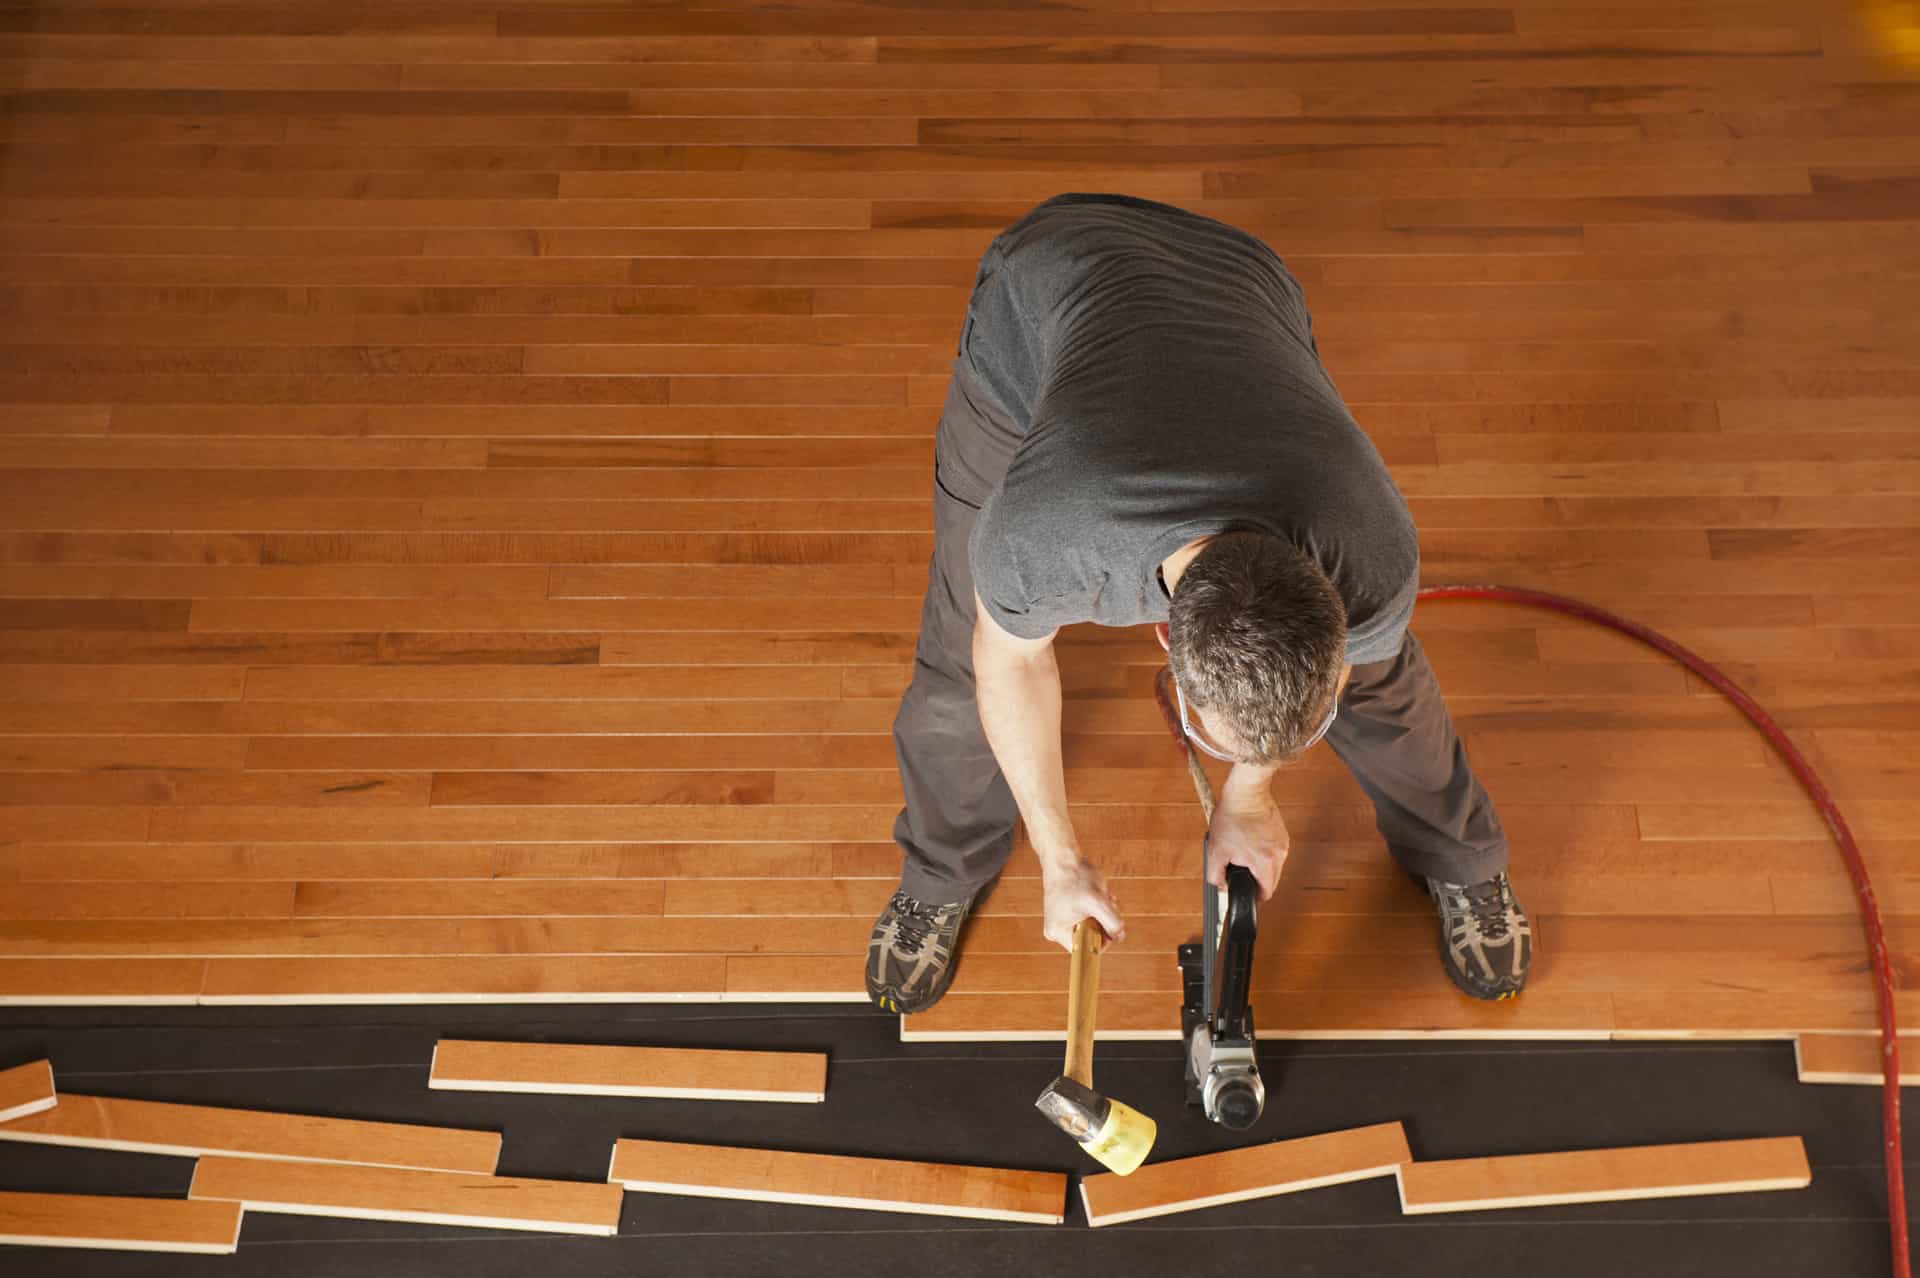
[1154,623,1171,652]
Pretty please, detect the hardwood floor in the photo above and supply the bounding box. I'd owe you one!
[0,0,1916,1040]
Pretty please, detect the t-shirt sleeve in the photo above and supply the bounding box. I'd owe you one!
[967,491,1080,641]
[1341,566,1418,666]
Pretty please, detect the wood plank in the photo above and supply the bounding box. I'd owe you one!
[0,958,205,1005]
[0,1191,241,1255]
[1081,1122,1411,1227]
[0,915,873,959]
[144,803,900,844]
[1612,992,1920,1040]
[0,883,296,921]
[1793,1033,1920,1086]
[667,870,1765,919]
[0,1058,56,1124]
[0,1093,500,1173]
[429,1039,826,1103]
[199,955,729,1003]
[750,943,1898,1001]
[608,1138,1067,1224]
[901,991,1617,1042]
[1395,1138,1811,1214]
[5,840,859,883]
[189,1156,621,1237]
[290,881,667,919]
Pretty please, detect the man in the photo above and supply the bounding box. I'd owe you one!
[867,193,1530,1015]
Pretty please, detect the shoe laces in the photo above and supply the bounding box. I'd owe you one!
[1459,876,1512,942]
[889,893,943,957]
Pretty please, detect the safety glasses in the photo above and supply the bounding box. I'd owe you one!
[1172,672,1338,764]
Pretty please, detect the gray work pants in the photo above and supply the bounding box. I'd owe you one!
[890,358,1507,908]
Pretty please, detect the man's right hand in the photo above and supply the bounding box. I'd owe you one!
[1040,854,1126,950]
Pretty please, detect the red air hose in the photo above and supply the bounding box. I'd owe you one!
[1417,584,1907,1278]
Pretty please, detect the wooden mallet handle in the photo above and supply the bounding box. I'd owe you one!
[1153,666,1216,822]
[1063,917,1103,1088]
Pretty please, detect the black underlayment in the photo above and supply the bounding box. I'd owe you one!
[0,1002,1909,1277]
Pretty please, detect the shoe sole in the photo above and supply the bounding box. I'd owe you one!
[866,973,956,1017]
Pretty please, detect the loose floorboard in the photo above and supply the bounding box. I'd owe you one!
[0,1059,55,1124]
[0,1190,242,1255]
[0,1006,1892,1275]
[427,1038,828,1102]
[1396,1137,1813,1214]
[189,1155,623,1237]
[1079,1121,1410,1226]
[0,1093,501,1173]
[0,0,1915,1047]
[609,1138,1069,1224]
[1793,1033,1920,1086]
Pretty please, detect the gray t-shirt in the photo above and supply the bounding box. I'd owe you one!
[963,193,1419,666]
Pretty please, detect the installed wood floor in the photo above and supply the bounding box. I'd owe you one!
[0,0,1917,1042]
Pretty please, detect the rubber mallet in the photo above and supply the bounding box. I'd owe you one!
[1034,918,1157,1175]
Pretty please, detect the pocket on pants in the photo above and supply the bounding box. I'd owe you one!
[933,460,983,512]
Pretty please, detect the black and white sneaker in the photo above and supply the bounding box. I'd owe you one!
[1424,872,1532,1001]
[866,889,973,1015]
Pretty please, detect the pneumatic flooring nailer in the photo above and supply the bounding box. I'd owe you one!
[1180,863,1263,1129]
[1153,667,1266,1131]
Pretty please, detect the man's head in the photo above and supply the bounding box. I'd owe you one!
[1164,530,1347,765]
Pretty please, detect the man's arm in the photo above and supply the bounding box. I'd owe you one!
[971,589,1125,948]
[1206,663,1353,898]
[1212,761,1289,898]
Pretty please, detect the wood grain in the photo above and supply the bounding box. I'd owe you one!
[1081,1122,1411,1226]
[608,1138,1068,1224]
[901,990,1619,1041]
[0,0,1914,1045]
[189,1155,622,1236]
[0,1093,500,1173]
[1793,1033,1920,1087]
[0,1190,242,1255]
[198,954,729,1003]
[0,1058,56,1124]
[0,958,206,1004]
[429,1039,827,1103]
[1396,1138,1812,1214]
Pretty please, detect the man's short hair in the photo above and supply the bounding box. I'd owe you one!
[1167,530,1347,764]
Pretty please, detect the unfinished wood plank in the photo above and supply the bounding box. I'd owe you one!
[0,1059,56,1124]
[429,1039,826,1103]
[1794,1033,1920,1086]
[0,1093,499,1173]
[189,1155,620,1237]
[0,1190,242,1255]
[1396,1138,1811,1214]
[1081,1122,1411,1227]
[609,1138,1067,1224]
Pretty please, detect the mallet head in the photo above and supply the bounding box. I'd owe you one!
[1035,1076,1156,1176]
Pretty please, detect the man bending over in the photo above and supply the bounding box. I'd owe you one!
[868,193,1530,1015]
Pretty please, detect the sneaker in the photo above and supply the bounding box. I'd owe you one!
[866,888,973,1014]
[1424,871,1532,1001]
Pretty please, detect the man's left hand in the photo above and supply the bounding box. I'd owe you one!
[1205,797,1290,900]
